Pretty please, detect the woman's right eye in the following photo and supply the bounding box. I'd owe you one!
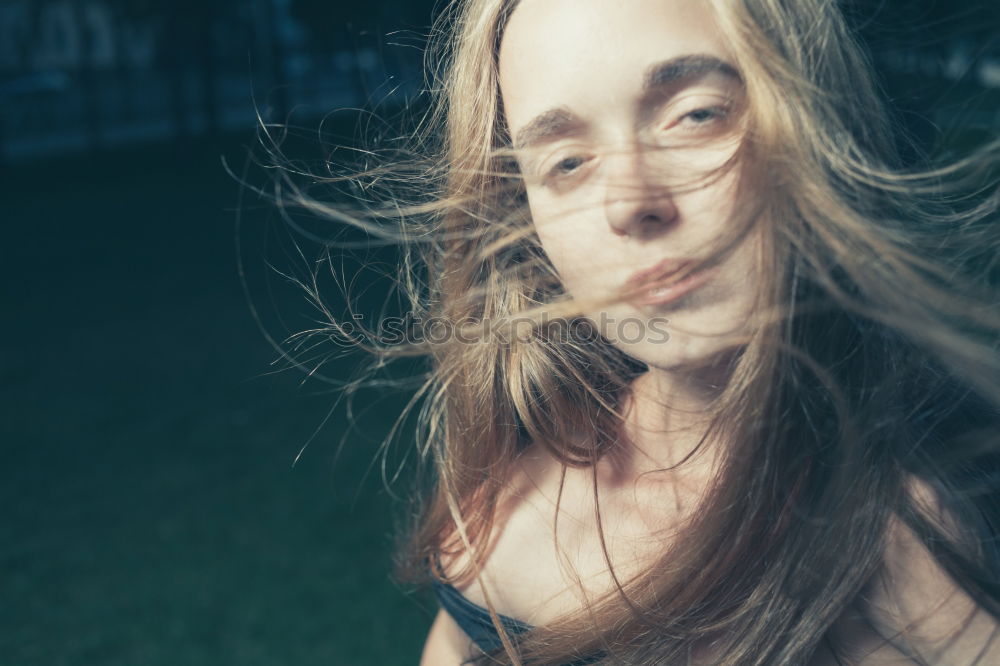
[546,155,588,180]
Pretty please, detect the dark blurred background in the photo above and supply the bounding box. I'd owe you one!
[1,1,997,665]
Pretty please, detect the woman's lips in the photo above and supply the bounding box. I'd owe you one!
[624,257,694,289]
[623,258,714,307]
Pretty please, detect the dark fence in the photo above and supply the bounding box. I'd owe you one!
[0,0,997,163]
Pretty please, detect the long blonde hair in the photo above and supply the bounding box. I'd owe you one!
[260,0,1000,663]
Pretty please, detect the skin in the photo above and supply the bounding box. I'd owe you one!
[423,2,763,661]
[501,0,763,478]
[421,0,1000,662]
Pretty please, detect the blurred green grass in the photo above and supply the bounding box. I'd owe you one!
[1,133,434,665]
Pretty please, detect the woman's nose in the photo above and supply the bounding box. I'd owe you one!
[602,149,678,238]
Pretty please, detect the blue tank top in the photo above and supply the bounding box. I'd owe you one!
[431,579,604,664]
[431,578,532,653]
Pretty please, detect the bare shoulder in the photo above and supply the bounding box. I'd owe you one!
[856,474,1000,663]
[420,608,475,666]
[439,444,565,577]
[437,442,589,618]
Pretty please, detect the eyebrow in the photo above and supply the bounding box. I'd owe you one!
[511,54,741,151]
[643,54,740,90]
[511,107,582,152]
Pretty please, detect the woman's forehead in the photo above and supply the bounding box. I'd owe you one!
[498,0,736,132]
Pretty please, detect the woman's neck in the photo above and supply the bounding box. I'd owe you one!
[603,352,736,487]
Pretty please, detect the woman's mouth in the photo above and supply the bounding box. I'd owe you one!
[626,262,715,307]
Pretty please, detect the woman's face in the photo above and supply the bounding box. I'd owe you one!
[499,0,764,371]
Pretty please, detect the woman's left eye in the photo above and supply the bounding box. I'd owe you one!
[676,106,729,129]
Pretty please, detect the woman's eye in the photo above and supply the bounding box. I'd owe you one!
[550,156,586,176]
[540,155,590,186]
[674,105,730,131]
